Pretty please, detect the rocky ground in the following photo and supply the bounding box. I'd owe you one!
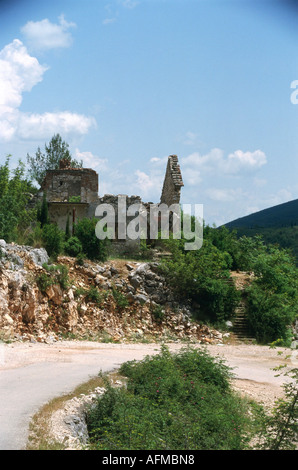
[0,241,228,345]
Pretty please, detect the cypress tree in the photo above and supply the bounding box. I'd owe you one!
[40,192,48,227]
[65,214,70,240]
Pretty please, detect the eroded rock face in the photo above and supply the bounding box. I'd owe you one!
[0,243,224,345]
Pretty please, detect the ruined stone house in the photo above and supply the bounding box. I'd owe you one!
[39,155,183,250]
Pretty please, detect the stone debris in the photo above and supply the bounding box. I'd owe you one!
[0,242,225,345]
[48,387,106,450]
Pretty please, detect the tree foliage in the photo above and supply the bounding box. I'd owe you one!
[75,217,109,261]
[0,156,37,242]
[160,235,240,324]
[160,223,298,344]
[41,223,65,260]
[27,134,82,185]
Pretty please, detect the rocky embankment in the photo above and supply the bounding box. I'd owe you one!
[0,241,226,344]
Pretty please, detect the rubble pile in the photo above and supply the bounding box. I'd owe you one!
[0,240,225,344]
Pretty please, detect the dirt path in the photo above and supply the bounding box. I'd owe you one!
[0,340,297,450]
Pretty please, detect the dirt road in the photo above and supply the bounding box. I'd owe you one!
[0,340,297,450]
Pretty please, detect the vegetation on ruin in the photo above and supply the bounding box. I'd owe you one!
[26,133,83,186]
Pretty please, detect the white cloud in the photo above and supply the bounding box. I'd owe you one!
[21,15,76,51]
[181,168,202,186]
[0,39,95,142]
[75,149,109,171]
[0,39,47,113]
[134,170,156,196]
[132,162,166,201]
[182,149,223,171]
[0,39,48,140]
[262,189,293,208]
[150,155,167,166]
[17,112,96,140]
[224,149,267,174]
[181,148,267,185]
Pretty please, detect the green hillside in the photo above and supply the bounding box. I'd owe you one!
[224,198,298,264]
[225,198,298,229]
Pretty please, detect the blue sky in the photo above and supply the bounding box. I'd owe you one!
[1,0,298,225]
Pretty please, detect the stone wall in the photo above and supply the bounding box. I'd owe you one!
[48,203,89,233]
[160,155,184,206]
[96,194,145,252]
[41,168,98,203]
[38,155,184,247]
[40,167,99,232]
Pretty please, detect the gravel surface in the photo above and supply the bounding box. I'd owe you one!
[0,340,297,450]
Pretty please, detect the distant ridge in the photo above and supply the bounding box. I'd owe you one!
[224,198,298,229]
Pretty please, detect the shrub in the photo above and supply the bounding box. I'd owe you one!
[23,223,43,248]
[160,238,240,322]
[75,218,109,261]
[36,263,69,293]
[74,285,109,306]
[151,304,165,322]
[111,285,129,310]
[254,366,298,450]
[41,224,64,259]
[0,157,37,242]
[86,346,251,450]
[85,286,104,305]
[245,246,298,344]
[35,272,53,294]
[64,236,82,257]
[75,252,85,266]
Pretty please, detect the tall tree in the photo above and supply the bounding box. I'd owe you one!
[39,191,49,227]
[0,156,37,241]
[27,134,83,186]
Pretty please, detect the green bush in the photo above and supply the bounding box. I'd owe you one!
[160,238,240,323]
[41,224,64,259]
[75,252,85,266]
[245,246,298,344]
[111,285,129,310]
[256,366,298,450]
[86,346,251,450]
[35,272,53,294]
[36,263,69,293]
[151,304,165,322]
[75,218,109,261]
[74,285,109,306]
[64,236,82,257]
[85,286,104,305]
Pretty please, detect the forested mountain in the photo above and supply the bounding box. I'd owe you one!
[224,199,298,264]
